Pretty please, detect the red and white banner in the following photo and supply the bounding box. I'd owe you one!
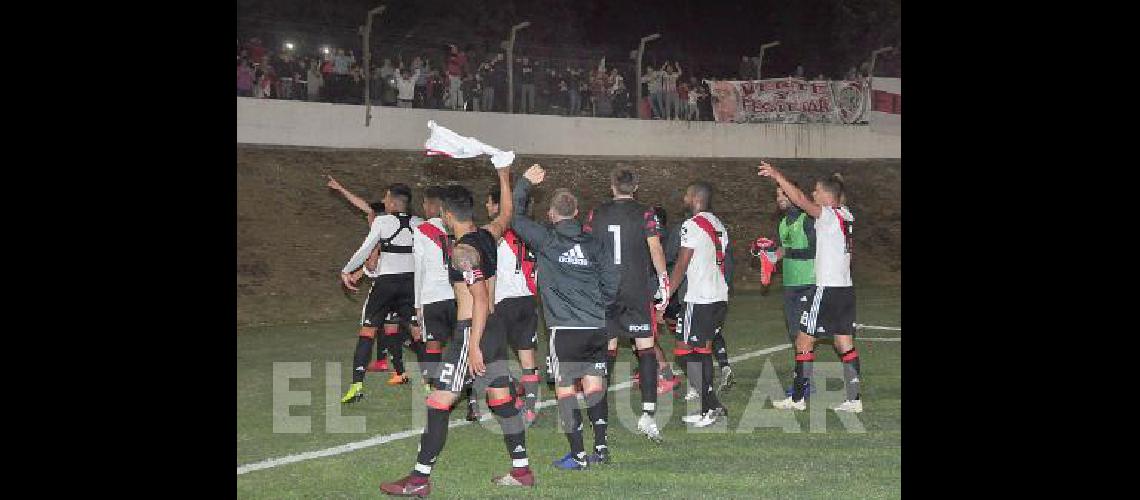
[705,78,870,124]
[869,77,901,135]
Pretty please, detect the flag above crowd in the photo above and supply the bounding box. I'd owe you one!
[704,78,875,125]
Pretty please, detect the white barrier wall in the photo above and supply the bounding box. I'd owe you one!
[236,98,900,159]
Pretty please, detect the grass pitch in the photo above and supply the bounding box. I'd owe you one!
[237,284,900,498]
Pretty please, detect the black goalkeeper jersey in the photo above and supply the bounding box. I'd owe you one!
[583,198,661,300]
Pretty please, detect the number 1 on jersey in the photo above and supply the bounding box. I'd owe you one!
[608,225,621,265]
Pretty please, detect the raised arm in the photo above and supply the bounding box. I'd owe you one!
[758,161,821,218]
[327,175,376,220]
[510,165,552,250]
[482,164,513,240]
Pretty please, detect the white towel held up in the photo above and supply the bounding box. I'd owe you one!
[424,120,515,169]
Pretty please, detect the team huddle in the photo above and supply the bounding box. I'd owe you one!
[326,159,862,497]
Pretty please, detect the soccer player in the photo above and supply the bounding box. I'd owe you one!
[757,162,862,413]
[511,164,619,469]
[485,183,541,425]
[667,182,730,427]
[582,167,670,443]
[328,175,393,374]
[413,186,454,393]
[770,182,817,398]
[662,207,701,402]
[338,183,422,403]
[413,186,481,421]
[660,206,687,351]
[773,182,816,342]
[644,205,679,391]
[381,164,535,496]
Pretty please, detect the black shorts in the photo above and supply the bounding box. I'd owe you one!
[421,300,457,343]
[606,295,656,340]
[548,327,609,387]
[677,301,728,346]
[436,320,512,393]
[783,285,812,341]
[360,273,415,327]
[799,286,856,338]
[491,296,539,350]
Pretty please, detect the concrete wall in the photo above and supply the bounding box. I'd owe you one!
[237,98,901,159]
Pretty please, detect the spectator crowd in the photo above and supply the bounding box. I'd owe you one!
[238,35,883,121]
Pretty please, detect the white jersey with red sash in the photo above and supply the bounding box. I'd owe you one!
[813,206,854,287]
[679,211,730,304]
[412,217,456,308]
[494,229,537,304]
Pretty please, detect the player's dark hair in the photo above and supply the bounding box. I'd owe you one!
[442,185,475,221]
[369,201,386,213]
[653,205,667,228]
[488,183,502,205]
[688,182,713,209]
[610,167,639,195]
[551,188,578,218]
[388,183,412,206]
[423,186,446,202]
[816,173,844,200]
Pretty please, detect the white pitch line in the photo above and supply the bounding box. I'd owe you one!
[237,342,795,475]
[856,324,902,331]
[860,337,901,342]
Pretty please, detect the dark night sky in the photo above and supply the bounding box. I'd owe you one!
[237,0,900,78]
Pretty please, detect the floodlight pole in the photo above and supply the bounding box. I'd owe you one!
[362,5,386,126]
[868,46,895,79]
[756,40,780,80]
[506,21,531,114]
[633,33,661,114]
